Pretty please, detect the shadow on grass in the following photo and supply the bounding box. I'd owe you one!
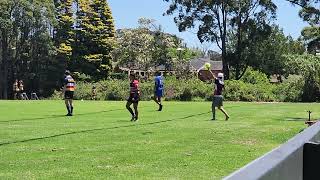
[0,109,123,124]
[283,117,307,121]
[0,111,210,147]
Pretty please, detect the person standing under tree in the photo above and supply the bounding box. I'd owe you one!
[209,72,230,121]
[91,85,97,100]
[62,70,76,116]
[126,74,140,121]
[13,79,19,100]
[19,80,25,100]
[153,71,164,111]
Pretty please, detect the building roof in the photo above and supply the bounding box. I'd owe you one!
[118,56,223,72]
[189,57,223,71]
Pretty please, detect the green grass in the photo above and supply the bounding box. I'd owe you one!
[0,101,316,179]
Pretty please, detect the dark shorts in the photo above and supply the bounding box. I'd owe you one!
[155,90,164,98]
[212,95,223,107]
[65,91,74,99]
[127,94,140,103]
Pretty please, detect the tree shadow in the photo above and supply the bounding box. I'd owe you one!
[0,111,210,147]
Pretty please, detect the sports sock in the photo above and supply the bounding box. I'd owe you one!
[212,105,216,120]
[66,105,70,114]
[127,107,134,117]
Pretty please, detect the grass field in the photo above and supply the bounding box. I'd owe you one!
[0,101,317,179]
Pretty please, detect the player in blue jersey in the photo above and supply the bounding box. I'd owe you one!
[153,72,164,111]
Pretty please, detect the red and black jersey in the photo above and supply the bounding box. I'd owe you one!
[130,80,140,96]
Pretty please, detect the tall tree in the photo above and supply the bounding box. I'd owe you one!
[295,0,320,54]
[0,0,56,99]
[163,0,277,79]
[75,0,116,80]
[54,0,74,68]
[231,25,305,78]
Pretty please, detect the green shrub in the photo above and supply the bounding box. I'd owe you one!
[72,72,92,82]
[274,75,304,102]
[240,67,269,84]
[48,70,309,102]
[109,73,127,80]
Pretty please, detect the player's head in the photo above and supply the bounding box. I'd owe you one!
[155,71,161,76]
[65,70,71,76]
[217,73,224,79]
[129,74,136,81]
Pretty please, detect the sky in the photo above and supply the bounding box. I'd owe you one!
[108,0,309,51]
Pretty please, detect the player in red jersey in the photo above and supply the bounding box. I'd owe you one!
[126,74,140,121]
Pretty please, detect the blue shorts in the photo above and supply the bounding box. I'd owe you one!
[155,90,163,98]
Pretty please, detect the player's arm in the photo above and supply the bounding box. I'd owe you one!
[61,78,67,97]
[60,85,65,98]
[208,69,216,79]
[154,79,158,92]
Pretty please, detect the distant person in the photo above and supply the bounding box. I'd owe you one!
[209,72,230,121]
[126,74,140,121]
[19,80,27,100]
[13,79,19,100]
[91,85,97,100]
[62,70,76,116]
[153,71,164,111]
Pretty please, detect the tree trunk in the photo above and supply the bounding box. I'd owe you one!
[235,11,242,80]
[221,4,229,80]
[221,43,229,79]
[1,30,9,99]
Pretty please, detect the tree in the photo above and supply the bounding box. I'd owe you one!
[282,54,320,101]
[0,0,117,99]
[297,0,320,54]
[228,25,305,79]
[54,0,74,66]
[301,26,320,54]
[164,0,277,79]
[286,0,319,25]
[113,18,201,76]
[286,0,319,54]
[113,27,155,71]
[74,0,116,80]
[0,0,56,99]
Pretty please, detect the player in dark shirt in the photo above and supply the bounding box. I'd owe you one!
[126,74,140,121]
[210,72,230,121]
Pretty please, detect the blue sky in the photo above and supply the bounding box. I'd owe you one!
[108,0,309,51]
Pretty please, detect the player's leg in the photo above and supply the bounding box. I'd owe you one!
[156,90,163,111]
[153,95,160,105]
[126,101,134,121]
[65,99,71,115]
[211,103,216,120]
[69,99,74,115]
[133,102,139,121]
[218,106,230,121]
[158,96,163,111]
[212,97,217,120]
